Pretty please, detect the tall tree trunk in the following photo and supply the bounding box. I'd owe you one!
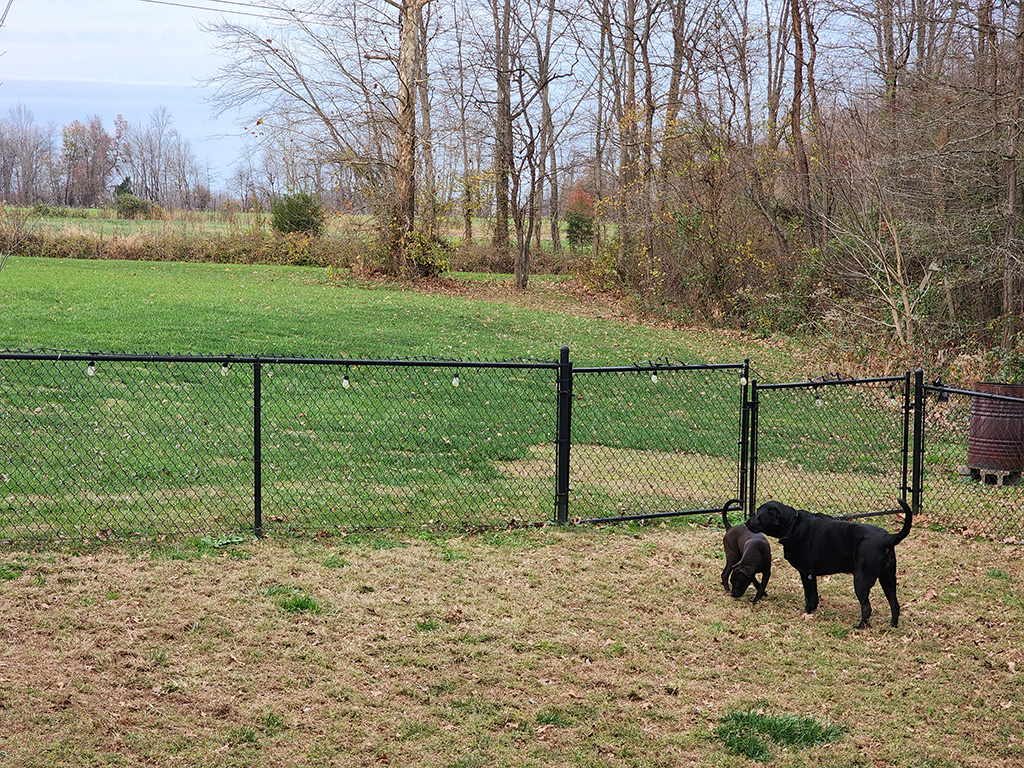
[592,0,611,261]
[1002,2,1024,349]
[789,0,815,249]
[491,0,512,255]
[417,7,436,239]
[392,0,426,274]
[617,0,638,279]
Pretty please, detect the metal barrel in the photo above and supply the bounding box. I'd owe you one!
[968,383,1024,472]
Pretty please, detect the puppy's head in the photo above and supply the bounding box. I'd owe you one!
[746,501,797,539]
[729,570,754,598]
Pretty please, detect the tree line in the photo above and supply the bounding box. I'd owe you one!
[4,0,1023,366]
[201,0,1023,361]
[0,105,212,212]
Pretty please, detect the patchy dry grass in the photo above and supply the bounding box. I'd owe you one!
[1,523,1022,767]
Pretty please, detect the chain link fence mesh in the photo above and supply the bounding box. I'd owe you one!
[1,356,253,540]
[257,360,558,535]
[750,377,911,531]
[920,385,1023,540]
[570,365,746,522]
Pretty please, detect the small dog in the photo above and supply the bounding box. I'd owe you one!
[746,499,912,628]
[721,506,771,603]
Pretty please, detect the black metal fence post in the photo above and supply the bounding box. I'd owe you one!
[555,345,573,525]
[911,367,925,514]
[254,358,263,538]
[746,379,760,516]
[900,370,912,503]
[737,359,751,516]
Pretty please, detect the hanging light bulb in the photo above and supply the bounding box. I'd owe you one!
[452,372,460,388]
[342,373,351,389]
[739,373,748,386]
[221,362,230,377]
[651,372,659,384]
[814,390,823,407]
[87,361,96,377]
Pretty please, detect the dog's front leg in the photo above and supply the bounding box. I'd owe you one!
[752,563,770,604]
[750,575,766,604]
[800,573,819,614]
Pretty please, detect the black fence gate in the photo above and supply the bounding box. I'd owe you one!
[746,371,1024,539]
[745,371,922,521]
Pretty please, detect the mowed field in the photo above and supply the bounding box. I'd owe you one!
[2,524,1023,767]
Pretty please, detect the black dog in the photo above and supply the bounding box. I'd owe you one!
[746,499,912,628]
[721,507,772,603]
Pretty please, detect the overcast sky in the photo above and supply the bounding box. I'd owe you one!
[0,0,261,186]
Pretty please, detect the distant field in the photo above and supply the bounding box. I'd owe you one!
[17,206,566,250]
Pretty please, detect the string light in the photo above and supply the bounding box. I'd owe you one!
[452,372,460,388]
[221,362,230,377]
[342,373,351,389]
[814,390,822,407]
[87,361,96,377]
[650,372,659,384]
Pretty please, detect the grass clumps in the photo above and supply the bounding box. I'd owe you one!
[716,708,845,761]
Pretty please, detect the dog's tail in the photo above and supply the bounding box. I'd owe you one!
[888,498,913,545]
[721,498,742,531]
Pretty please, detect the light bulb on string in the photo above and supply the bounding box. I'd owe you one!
[452,372,460,388]
[221,362,230,377]
[651,372,659,384]
[87,361,96,377]
[342,373,351,390]
[814,390,823,408]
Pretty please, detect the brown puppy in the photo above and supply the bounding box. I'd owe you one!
[746,499,912,628]
[721,507,772,603]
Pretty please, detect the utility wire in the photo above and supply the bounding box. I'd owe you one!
[0,0,15,27]
[135,0,335,23]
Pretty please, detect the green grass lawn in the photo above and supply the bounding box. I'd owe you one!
[0,256,788,368]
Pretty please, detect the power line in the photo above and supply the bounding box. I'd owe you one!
[135,0,292,22]
[134,0,327,23]
[0,0,16,27]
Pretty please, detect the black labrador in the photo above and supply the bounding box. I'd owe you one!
[746,499,912,628]
[721,506,772,603]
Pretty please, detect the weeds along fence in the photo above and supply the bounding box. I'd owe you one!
[0,348,748,541]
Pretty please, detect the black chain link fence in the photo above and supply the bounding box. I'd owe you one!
[4,349,1021,543]
[747,373,1024,540]
[919,383,1024,540]
[1,349,747,542]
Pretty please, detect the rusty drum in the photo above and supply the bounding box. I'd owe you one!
[968,383,1024,476]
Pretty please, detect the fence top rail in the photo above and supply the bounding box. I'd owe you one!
[752,374,908,392]
[925,384,1024,404]
[574,361,745,374]
[0,349,560,371]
